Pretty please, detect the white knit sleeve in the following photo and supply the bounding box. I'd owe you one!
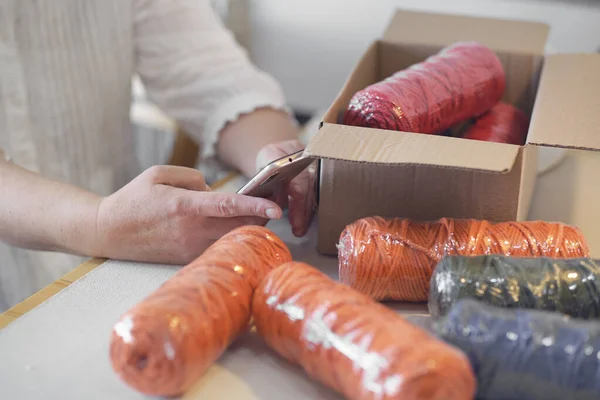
[132,0,289,159]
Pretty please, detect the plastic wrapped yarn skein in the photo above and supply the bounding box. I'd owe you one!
[462,102,530,145]
[343,42,505,134]
[109,226,292,397]
[429,255,600,319]
[253,262,476,400]
[435,299,600,400]
[338,217,590,302]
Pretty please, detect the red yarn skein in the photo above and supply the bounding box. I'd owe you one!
[343,42,505,134]
[462,102,530,145]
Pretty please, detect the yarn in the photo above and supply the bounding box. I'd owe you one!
[462,102,530,145]
[435,298,600,400]
[343,42,505,134]
[109,225,292,397]
[429,255,600,319]
[338,217,590,302]
[252,261,476,400]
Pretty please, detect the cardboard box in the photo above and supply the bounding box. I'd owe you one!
[305,10,553,255]
[527,53,600,150]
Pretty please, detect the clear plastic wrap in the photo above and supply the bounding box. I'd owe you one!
[109,226,292,397]
[252,261,476,400]
[429,255,600,319]
[435,298,600,400]
[461,102,530,145]
[338,217,590,302]
[343,42,505,134]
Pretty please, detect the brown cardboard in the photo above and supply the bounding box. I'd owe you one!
[307,9,551,255]
[516,146,538,221]
[308,124,520,172]
[383,10,549,55]
[527,54,600,151]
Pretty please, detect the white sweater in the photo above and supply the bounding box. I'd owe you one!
[0,0,287,311]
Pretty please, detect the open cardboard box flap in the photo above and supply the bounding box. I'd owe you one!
[527,54,600,151]
[306,122,520,173]
[383,9,549,55]
[309,8,553,255]
[308,9,550,175]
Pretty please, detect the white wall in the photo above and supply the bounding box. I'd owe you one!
[247,0,600,112]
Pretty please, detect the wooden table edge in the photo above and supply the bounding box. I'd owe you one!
[0,171,240,330]
[0,257,107,329]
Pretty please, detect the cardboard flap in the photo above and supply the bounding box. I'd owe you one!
[306,123,520,173]
[527,54,600,151]
[383,10,549,55]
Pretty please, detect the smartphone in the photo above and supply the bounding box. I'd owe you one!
[237,149,316,198]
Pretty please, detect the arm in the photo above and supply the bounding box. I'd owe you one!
[217,108,299,177]
[0,149,281,264]
[0,150,99,255]
[133,0,299,178]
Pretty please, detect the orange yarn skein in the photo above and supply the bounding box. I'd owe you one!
[109,225,292,397]
[338,217,590,302]
[253,262,476,400]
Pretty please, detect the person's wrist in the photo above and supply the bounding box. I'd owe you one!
[61,194,106,258]
[87,195,113,259]
[218,108,300,178]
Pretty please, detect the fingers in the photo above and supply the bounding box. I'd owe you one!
[255,139,305,172]
[143,165,208,191]
[287,162,317,237]
[268,187,289,211]
[192,192,283,219]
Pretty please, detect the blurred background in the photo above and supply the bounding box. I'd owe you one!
[241,0,600,114]
[132,0,600,171]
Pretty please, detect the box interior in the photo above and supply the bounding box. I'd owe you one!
[314,40,543,173]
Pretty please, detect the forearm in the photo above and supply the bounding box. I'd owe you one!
[216,108,300,177]
[0,157,100,255]
[134,0,297,177]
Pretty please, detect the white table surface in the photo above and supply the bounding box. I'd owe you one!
[1,145,598,399]
[0,214,429,400]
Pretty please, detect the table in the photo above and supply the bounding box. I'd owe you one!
[0,148,599,399]
[0,205,429,400]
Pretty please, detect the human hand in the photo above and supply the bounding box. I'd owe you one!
[256,139,317,237]
[94,165,282,264]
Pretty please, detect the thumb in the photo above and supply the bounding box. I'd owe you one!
[143,165,208,191]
